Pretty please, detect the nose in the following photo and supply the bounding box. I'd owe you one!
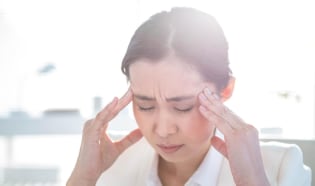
[153,110,178,138]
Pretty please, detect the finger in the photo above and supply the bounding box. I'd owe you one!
[100,125,112,142]
[199,90,224,118]
[211,136,228,158]
[102,89,133,130]
[94,97,119,130]
[199,104,232,134]
[203,89,228,119]
[200,89,244,129]
[115,129,143,153]
[199,92,233,133]
[113,89,133,116]
[94,89,133,130]
[203,88,220,106]
[100,126,114,152]
[82,119,94,132]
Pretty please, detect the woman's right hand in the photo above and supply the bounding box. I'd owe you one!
[67,89,143,186]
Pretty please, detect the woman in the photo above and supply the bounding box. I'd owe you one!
[67,7,311,186]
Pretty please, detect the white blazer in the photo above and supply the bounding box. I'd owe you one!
[96,138,312,186]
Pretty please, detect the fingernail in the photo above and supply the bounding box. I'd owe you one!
[123,89,132,99]
[204,88,212,96]
[199,93,207,101]
[213,94,220,100]
[126,89,131,97]
[112,97,117,103]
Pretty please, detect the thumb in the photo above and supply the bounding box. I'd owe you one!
[211,136,228,158]
[116,129,143,153]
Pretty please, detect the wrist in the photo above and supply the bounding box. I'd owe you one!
[67,177,97,186]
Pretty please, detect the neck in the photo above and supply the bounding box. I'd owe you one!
[158,143,211,185]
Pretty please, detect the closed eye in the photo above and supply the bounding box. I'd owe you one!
[138,106,155,111]
[174,107,193,112]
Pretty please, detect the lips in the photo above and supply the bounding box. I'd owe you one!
[157,144,184,154]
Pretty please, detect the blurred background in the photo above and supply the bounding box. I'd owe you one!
[0,0,314,185]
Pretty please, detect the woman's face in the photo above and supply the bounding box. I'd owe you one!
[129,55,217,163]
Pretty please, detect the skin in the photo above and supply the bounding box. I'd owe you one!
[67,91,143,186]
[67,55,270,186]
[130,56,217,185]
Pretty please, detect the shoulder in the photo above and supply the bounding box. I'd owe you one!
[218,141,311,186]
[260,141,311,186]
[260,141,302,165]
[96,138,155,186]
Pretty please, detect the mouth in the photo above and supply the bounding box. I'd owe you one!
[157,144,184,154]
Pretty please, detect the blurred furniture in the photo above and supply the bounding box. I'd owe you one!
[0,110,85,186]
[2,167,58,186]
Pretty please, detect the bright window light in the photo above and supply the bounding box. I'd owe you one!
[0,1,314,185]
[0,0,314,139]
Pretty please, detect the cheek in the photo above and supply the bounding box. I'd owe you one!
[181,110,215,141]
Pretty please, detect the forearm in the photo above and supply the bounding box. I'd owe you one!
[234,171,270,186]
[66,170,98,186]
[236,180,270,186]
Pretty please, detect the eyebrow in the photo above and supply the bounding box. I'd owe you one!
[133,94,195,102]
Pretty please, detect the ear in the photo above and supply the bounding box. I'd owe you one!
[220,76,235,102]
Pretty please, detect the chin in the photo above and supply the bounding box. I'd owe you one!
[158,152,187,163]
[156,146,191,162]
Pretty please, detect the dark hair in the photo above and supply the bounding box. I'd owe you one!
[121,7,231,91]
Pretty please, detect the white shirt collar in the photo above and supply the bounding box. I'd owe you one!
[146,138,223,186]
[186,147,223,186]
[146,153,162,186]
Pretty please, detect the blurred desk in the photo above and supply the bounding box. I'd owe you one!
[0,110,85,185]
[0,110,85,161]
[0,110,85,135]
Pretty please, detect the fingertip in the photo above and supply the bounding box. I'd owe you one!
[127,88,133,96]
[211,136,228,158]
[131,128,143,139]
[124,88,133,99]
[204,87,213,96]
[108,97,119,110]
[109,97,118,106]
[118,90,133,106]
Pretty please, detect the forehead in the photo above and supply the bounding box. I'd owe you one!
[129,55,212,97]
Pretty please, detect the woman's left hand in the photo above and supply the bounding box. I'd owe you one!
[198,88,270,186]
